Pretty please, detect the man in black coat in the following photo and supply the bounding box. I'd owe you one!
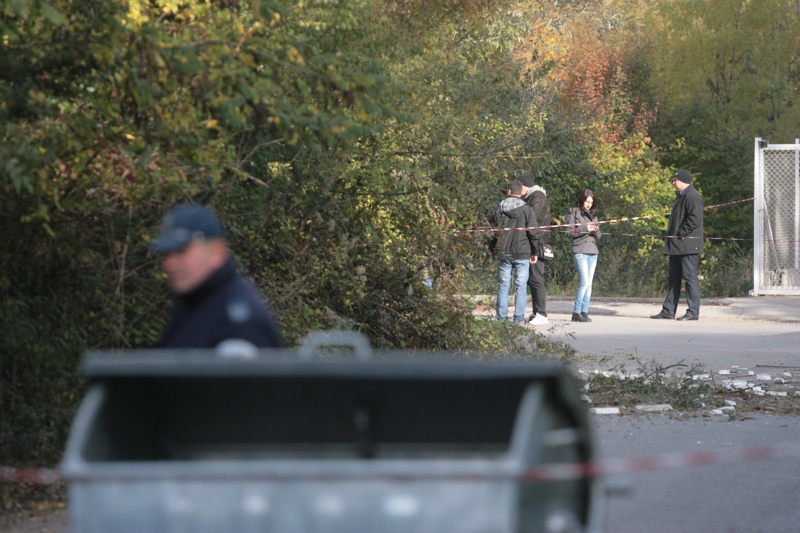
[518,173,551,326]
[651,170,704,321]
[152,204,284,349]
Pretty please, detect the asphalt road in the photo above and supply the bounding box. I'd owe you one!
[534,296,800,372]
[545,296,800,533]
[594,413,800,533]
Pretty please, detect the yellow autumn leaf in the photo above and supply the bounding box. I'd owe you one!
[206,119,219,129]
[125,133,135,140]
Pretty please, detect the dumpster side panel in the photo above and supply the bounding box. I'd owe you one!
[69,479,514,533]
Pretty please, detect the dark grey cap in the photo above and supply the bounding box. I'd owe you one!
[516,173,535,187]
[672,169,692,184]
[151,204,225,252]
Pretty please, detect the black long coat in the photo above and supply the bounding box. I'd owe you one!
[664,185,704,256]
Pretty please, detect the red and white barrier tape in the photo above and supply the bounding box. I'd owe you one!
[458,197,754,235]
[520,442,800,482]
[0,466,61,485]
[3,438,799,485]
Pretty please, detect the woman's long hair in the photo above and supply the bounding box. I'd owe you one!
[576,189,598,219]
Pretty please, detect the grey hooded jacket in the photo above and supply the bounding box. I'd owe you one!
[491,196,540,260]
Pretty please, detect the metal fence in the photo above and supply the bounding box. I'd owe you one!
[753,138,800,295]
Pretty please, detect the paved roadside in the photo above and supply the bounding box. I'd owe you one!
[475,295,800,372]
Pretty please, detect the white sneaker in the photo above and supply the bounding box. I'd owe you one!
[528,313,549,326]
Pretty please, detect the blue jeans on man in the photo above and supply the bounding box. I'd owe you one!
[573,253,598,314]
[497,258,530,322]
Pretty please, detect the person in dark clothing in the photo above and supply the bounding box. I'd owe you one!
[490,180,540,324]
[651,169,704,321]
[517,173,551,326]
[151,204,284,349]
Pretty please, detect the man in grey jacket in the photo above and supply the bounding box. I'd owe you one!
[490,180,540,324]
[651,170,704,321]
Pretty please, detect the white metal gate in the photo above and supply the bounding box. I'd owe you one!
[753,137,800,295]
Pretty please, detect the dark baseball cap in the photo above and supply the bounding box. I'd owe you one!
[672,169,692,184]
[516,173,535,187]
[151,204,225,252]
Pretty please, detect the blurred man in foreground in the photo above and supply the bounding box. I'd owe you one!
[151,203,283,349]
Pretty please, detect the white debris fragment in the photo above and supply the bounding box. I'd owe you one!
[773,378,785,384]
[718,370,731,375]
[756,374,772,381]
[724,400,737,407]
[752,386,764,392]
[766,391,787,397]
[709,409,725,416]
[589,407,620,415]
[635,404,672,412]
[728,380,749,390]
[782,372,792,378]
[747,371,755,376]
[720,406,736,412]
[581,395,592,404]
[692,374,710,381]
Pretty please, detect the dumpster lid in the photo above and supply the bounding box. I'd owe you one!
[80,348,568,381]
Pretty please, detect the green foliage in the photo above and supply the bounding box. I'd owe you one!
[647,0,800,240]
[0,0,779,467]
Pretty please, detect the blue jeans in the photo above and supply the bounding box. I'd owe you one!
[497,258,530,322]
[573,253,598,314]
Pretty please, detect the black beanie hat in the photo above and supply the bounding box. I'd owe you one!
[516,173,535,187]
[672,169,692,184]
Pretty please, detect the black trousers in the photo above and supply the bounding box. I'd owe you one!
[527,260,547,317]
[661,254,700,318]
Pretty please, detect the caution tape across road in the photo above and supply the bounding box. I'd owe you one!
[3,438,800,485]
[459,197,755,236]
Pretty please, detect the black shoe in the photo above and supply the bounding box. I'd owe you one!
[571,312,588,322]
[581,312,592,322]
[650,312,674,319]
[677,314,698,321]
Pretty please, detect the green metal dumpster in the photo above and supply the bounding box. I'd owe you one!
[61,331,605,532]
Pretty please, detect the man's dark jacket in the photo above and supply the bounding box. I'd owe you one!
[156,258,284,348]
[664,184,704,255]
[524,186,551,245]
[490,196,540,260]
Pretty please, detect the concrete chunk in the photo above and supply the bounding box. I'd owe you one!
[756,374,772,381]
[724,400,737,407]
[766,391,787,397]
[589,407,620,415]
[635,404,673,412]
[709,409,725,416]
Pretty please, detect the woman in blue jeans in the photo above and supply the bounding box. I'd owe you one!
[566,189,601,322]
